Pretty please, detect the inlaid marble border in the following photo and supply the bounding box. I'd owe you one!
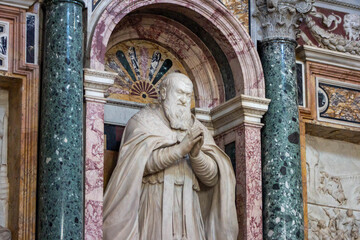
[316,77,360,127]
[296,60,306,107]
[0,21,9,71]
[25,13,38,64]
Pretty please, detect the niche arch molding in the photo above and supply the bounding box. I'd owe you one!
[88,0,265,102]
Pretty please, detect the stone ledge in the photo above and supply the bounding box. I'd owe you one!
[297,45,360,71]
[194,95,271,136]
[84,68,116,102]
[0,0,37,9]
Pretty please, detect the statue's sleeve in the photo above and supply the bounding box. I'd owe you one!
[189,151,218,186]
[143,144,182,176]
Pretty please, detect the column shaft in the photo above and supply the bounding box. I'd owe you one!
[38,0,84,239]
[260,39,304,239]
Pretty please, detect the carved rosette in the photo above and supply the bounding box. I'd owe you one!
[254,0,313,41]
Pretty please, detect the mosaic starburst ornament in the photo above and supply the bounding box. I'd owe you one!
[105,40,187,104]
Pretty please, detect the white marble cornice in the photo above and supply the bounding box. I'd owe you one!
[194,95,271,136]
[0,0,37,9]
[83,68,116,103]
[296,45,360,71]
[317,0,360,10]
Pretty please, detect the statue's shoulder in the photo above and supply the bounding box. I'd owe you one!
[131,104,161,125]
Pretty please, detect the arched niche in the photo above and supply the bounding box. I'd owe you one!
[88,0,265,103]
[84,2,268,239]
[104,14,225,108]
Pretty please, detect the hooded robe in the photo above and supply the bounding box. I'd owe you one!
[103,104,238,240]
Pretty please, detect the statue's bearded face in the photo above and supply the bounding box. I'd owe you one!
[162,79,193,131]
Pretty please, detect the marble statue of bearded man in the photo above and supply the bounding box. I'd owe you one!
[103,73,238,240]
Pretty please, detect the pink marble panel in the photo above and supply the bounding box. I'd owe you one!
[215,124,263,240]
[214,134,225,150]
[235,124,263,240]
[85,102,105,240]
[89,0,265,98]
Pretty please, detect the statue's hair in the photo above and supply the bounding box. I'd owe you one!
[158,72,193,102]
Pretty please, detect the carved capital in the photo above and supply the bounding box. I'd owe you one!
[254,0,313,41]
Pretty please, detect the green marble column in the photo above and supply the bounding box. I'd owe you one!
[38,0,84,239]
[254,1,312,239]
[260,39,303,239]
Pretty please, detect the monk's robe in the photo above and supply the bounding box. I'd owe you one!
[103,104,238,240]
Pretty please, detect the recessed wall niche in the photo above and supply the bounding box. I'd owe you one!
[0,77,22,240]
[0,88,9,228]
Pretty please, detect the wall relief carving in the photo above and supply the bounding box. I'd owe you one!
[298,6,360,55]
[306,135,360,239]
[308,206,360,240]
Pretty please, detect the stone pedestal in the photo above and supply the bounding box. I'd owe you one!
[84,69,115,240]
[37,0,84,239]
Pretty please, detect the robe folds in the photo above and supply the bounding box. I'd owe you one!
[103,104,238,240]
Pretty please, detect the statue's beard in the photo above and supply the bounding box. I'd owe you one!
[163,101,192,131]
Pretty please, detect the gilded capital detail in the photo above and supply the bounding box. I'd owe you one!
[254,0,313,40]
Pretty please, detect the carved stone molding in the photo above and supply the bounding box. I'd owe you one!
[254,0,313,40]
[299,7,360,55]
[0,4,40,240]
[297,45,360,71]
[193,95,271,136]
[84,68,116,103]
[317,0,360,10]
[0,0,36,9]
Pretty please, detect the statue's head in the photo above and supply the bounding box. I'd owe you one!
[159,73,193,130]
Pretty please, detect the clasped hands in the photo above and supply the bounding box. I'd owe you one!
[178,125,204,158]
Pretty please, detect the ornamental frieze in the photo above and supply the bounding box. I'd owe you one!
[298,6,360,55]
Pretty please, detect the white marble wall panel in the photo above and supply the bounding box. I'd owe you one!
[306,135,360,239]
[0,89,9,228]
[104,99,144,126]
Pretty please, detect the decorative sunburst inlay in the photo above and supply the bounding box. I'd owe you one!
[131,80,158,99]
[105,40,191,104]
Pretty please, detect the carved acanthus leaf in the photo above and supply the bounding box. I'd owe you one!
[254,0,313,40]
